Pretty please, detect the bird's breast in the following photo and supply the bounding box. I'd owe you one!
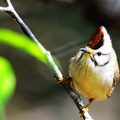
[69,56,114,100]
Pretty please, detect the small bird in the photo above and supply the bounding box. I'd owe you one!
[60,26,120,116]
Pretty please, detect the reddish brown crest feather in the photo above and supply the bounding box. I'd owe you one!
[88,26,104,49]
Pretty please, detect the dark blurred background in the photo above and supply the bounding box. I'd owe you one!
[0,0,120,120]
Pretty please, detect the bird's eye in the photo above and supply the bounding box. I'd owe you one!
[97,52,102,56]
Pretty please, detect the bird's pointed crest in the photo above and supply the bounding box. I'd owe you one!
[87,26,104,49]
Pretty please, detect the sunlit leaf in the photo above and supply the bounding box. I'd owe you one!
[0,29,62,72]
[0,29,47,64]
[0,57,16,105]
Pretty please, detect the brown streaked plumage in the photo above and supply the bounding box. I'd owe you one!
[113,66,120,88]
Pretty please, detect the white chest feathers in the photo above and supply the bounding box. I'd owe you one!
[69,50,115,100]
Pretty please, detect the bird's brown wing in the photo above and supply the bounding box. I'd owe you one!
[113,68,120,88]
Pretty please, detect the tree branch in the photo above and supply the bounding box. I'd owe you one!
[0,0,93,119]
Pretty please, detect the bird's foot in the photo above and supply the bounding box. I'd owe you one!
[80,98,94,117]
[58,77,75,87]
[80,104,91,117]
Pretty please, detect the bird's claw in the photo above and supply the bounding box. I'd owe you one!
[57,77,75,88]
[57,77,72,85]
[80,105,90,117]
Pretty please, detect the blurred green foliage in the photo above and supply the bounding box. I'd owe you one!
[0,29,62,71]
[0,29,47,64]
[0,57,16,120]
[0,28,62,119]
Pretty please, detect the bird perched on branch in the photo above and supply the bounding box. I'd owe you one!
[59,26,120,116]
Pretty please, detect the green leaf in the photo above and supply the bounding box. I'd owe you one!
[0,57,16,105]
[0,57,16,120]
[0,29,62,72]
[0,29,47,64]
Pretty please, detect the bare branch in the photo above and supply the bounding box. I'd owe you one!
[0,0,93,119]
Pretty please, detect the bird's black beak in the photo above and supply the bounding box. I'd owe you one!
[79,48,90,54]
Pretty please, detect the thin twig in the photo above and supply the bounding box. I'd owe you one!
[0,0,93,119]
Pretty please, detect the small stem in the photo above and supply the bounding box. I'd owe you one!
[45,51,63,79]
[1,0,46,54]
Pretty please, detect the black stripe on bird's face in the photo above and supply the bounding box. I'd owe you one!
[90,53,110,67]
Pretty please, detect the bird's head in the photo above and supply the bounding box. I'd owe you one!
[80,26,112,67]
